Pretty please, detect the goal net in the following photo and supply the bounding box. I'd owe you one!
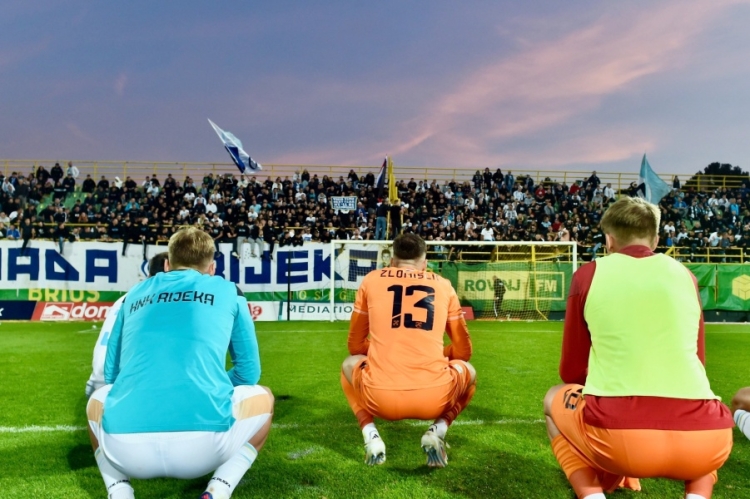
[329,240,577,322]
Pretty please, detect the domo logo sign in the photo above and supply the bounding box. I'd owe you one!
[32,302,114,321]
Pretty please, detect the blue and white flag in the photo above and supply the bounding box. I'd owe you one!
[638,154,670,204]
[208,119,262,173]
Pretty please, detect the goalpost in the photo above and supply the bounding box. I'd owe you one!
[329,240,577,322]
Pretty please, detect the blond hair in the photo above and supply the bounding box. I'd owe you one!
[168,227,215,270]
[600,196,660,244]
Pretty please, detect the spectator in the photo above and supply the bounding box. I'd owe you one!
[81,174,96,193]
[35,165,50,185]
[504,171,515,192]
[375,200,388,240]
[63,172,76,193]
[121,219,136,256]
[586,170,600,189]
[262,219,277,260]
[66,161,80,179]
[2,176,15,197]
[220,221,236,254]
[51,179,66,201]
[20,218,34,255]
[673,196,688,218]
[249,219,263,258]
[98,175,110,190]
[137,218,150,261]
[480,223,495,241]
[50,162,64,183]
[389,200,403,239]
[603,183,616,202]
[234,219,250,258]
[55,222,69,253]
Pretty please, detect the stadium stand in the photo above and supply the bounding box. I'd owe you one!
[1,162,749,264]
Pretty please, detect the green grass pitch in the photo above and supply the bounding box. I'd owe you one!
[1,321,750,499]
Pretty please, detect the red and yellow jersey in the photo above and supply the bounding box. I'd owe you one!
[348,267,471,390]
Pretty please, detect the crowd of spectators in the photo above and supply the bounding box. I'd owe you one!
[0,162,748,263]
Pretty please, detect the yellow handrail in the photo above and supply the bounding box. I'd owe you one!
[2,158,747,194]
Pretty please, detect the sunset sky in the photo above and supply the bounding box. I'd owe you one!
[2,1,750,174]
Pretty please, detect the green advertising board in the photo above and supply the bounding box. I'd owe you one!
[716,265,750,311]
[3,261,749,313]
[429,261,572,318]
[683,264,717,310]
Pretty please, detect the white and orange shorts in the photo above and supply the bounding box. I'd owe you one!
[87,385,272,479]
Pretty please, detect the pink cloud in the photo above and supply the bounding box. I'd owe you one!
[385,2,727,168]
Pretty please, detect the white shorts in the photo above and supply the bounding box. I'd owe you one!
[87,385,272,479]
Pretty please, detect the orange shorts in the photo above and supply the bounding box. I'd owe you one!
[351,359,473,421]
[551,384,733,481]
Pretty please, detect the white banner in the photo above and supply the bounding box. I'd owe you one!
[279,302,353,321]
[0,241,388,294]
[247,301,280,321]
[331,196,357,211]
[0,240,149,291]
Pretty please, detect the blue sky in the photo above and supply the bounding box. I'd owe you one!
[2,1,750,174]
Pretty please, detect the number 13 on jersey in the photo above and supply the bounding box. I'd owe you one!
[387,285,435,330]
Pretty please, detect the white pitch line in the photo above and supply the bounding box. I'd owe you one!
[0,425,88,433]
[287,446,321,460]
[0,419,544,435]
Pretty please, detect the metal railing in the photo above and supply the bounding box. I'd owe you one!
[588,245,748,263]
[2,158,747,194]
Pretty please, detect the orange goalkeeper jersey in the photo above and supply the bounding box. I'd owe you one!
[348,267,472,390]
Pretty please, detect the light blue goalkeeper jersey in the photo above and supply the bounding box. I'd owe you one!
[102,269,260,434]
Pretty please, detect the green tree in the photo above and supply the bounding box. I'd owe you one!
[683,162,748,191]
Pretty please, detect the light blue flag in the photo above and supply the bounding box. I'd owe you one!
[208,119,262,173]
[638,154,670,204]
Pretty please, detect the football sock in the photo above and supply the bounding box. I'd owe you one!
[686,495,707,499]
[428,419,448,439]
[206,443,258,499]
[94,449,134,499]
[735,409,750,440]
[441,384,476,425]
[362,423,380,442]
[582,494,606,499]
[341,371,374,429]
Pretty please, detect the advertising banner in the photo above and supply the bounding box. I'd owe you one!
[279,302,353,321]
[716,265,750,311]
[31,302,115,321]
[436,261,572,314]
[0,300,36,320]
[247,301,280,322]
[684,264,717,310]
[3,241,743,314]
[0,240,340,298]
